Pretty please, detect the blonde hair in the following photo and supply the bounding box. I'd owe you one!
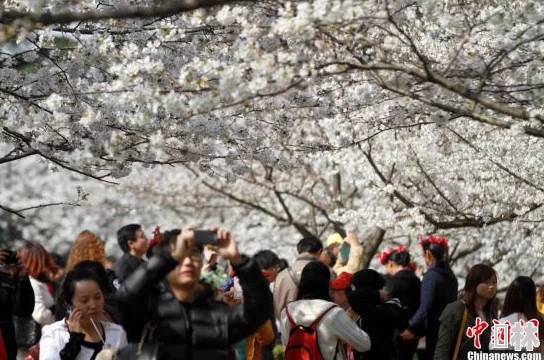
[66,230,106,271]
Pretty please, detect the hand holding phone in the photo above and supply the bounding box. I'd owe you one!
[339,242,350,262]
[172,226,197,261]
[67,308,83,333]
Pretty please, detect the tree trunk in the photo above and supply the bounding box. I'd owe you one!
[360,226,386,269]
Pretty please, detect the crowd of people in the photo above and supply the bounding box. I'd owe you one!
[0,225,543,360]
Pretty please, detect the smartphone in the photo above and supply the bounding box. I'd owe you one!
[194,230,219,246]
[339,242,350,262]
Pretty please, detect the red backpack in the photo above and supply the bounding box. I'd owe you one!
[284,305,337,360]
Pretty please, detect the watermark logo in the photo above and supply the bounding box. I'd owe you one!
[465,317,540,351]
[467,317,490,349]
[468,352,541,360]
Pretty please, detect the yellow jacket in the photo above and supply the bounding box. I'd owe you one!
[537,289,544,315]
[245,320,275,360]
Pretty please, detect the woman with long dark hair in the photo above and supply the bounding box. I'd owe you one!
[280,261,371,360]
[399,235,458,360]
[380,245,421,360]
[491,276,543,353]
[434,263,498,360]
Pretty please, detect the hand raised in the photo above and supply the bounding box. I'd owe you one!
[67,309,83,334]
[171,226,196,261]
[345,233,359,246]
[209,228,241,265]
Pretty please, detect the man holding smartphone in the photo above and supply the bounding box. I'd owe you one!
[0,249,35,360]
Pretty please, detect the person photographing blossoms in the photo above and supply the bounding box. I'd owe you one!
[116,226,273,360]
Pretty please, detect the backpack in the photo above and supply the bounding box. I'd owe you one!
[284,305,337,360]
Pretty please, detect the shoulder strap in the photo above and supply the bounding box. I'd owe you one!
[285,306,296,329]
[310,305,337,328]
[453,306,469,360]
[287,267,300,287]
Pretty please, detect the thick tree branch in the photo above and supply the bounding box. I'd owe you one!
[0,0,251,26]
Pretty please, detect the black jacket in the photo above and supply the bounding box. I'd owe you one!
[408,261,458,360]
[386,269,421,321]
[115,253,273,360]
[114,253,144,282]
[0,273,35,360]
[348,287,408,360]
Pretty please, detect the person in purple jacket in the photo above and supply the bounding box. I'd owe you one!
[400,235,458,360]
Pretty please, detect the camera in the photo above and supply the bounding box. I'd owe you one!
[3,250,18,265]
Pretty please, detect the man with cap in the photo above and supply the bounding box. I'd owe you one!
[320,232,343,267]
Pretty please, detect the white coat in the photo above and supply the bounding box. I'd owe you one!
[39,320,128,360]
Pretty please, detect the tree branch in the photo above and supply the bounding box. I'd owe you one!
[0,149,38,164]
[1,0,252,26]
[0,204,25,218]
[0,188,88,218]
[413,152,460,214]
[319,60,544,126]
[362,145,543,229]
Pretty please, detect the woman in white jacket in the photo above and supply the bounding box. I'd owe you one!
[18,242,61,326]
[39,267,127,360]
[280,261,371,360]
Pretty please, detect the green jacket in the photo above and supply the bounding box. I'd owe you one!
[434,300,494,360]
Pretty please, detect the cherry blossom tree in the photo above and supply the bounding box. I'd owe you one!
[1,0,543,286]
